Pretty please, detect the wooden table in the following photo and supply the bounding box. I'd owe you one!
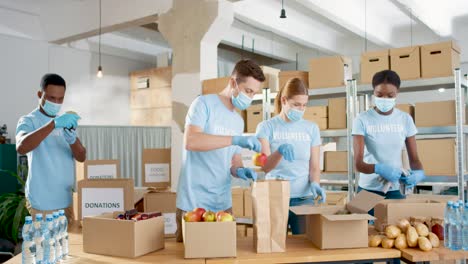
[400,247,468,264]
[6,226,401,264]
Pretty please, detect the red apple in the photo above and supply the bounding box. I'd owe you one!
[216,211,234,222]
[202,211,216,222]
[192,208,206,221]
[252,153,267,167]
[184,211,200,222]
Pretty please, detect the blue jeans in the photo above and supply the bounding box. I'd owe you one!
[288,197,315,235]
[357,186,405,216]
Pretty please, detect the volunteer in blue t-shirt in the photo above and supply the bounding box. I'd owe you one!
[352,70,425,202]
[176,59,266,242]
[256,78,325,234]
[16,73,87,223]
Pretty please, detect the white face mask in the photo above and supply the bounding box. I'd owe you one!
[39,96,62,116]
[374,97,396,113]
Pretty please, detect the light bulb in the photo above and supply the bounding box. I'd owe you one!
[438,88,445,93]
[97,66,103,78]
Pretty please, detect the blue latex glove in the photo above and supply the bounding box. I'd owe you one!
[54,113,79,129]
[401,170,426,188]
[375,163,402,183]
[64,129,77,145]
[232,136,261,153]
[310,182,326,204]
[236,167,257,181]
[278,143,295,162]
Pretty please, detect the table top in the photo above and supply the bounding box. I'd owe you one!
[5,225,401,264]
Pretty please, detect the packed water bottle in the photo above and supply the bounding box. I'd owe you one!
[33,214,44,264]
[58,210,69,258]
[463,203,468,251]
[52,212,62,262]
[43,214,56,264]
[444,201,454,248]
[22,216,36,264]
[450,203,462,250]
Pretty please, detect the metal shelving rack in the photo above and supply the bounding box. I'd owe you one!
[254,68,468,201]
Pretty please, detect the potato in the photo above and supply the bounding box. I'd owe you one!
[385,225,402,239]
[369,235,384,247]
[396,218,411,233]
[407,226,419,247]
[418,237,433,252]
[415,223,430,237]
[395,234,408,250]
[428,232,440,248]
[382,237,395,249]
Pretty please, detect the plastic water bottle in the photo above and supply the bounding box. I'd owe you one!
[444,201,454,248]
[52,212,62,262]
[22,216,36,264]
[463,203,468,251]
[58,210,69,258]
[33,214,44,264]
[450,203,462,250]
[43,214,56,264]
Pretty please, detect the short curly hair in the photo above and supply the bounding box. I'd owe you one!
[231,59,266,84]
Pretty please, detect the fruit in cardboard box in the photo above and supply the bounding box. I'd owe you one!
[418,237,433,252]
[385,225,401,239]
[216,211,234,222]
[415,223,429,237]
[252,153,267,167]
[428,232,440,248]
[202,211,216,222]
[193,208,206,220]
[369,235,384,247]
[184,211,201,222]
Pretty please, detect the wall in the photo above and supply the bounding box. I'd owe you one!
[0,33,155,143]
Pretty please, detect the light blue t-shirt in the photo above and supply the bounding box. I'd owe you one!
[256,116,321,198]
[16,108,75,211]
[352,108,417,192]
[176,95,243,212]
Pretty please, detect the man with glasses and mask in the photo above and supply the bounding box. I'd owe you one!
[175,59,265,242]
[16,73,86,223]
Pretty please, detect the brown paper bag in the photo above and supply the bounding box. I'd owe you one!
[251,179,290,253]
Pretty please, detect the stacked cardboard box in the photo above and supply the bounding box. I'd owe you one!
[390,46,421,80]
[144,191,177,238]
[142,149,171,188]
[416,138,457,176]
[279,71,309,90]
[421,41,461,78]
[202,77,231,95]
[360,50,390,84]
[415,100,466,127]
[328,98,347,129]
[309,56,352,89]
[324,151,348,172]
[396,104,415,121]
[304,106,328,130]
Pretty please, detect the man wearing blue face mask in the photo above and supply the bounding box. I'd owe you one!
[353,70,425,209]
[16,73,86,223]
[255,78,325,234]
[175,59,265,242]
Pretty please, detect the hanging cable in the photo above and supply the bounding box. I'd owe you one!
[97,0,103,78]
[410,8,413,47]
[364,0,367,52]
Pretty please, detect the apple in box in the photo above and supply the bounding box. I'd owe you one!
[184,208,234,222]
[252,153,267,167]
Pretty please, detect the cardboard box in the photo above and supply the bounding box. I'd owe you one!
[325,191,348,206]
[415,100,465,127]
[290,190,383,249]
[308,117,328,130]
[390,46,421,80]
[309,56,352,89]
[143,191,177,237]
[76,160,120,182]
[182,219,236,258]
[416,138,456,176]
[279,71,309,90]
[304,106,328,119]
[328,98,346,129]
[261,66,281,92]
[421,41,461,78]
[142,149,171,188]
[78,179,134,220]
[360,50,390,84]
[244,188,252,218]
[246,226,254,237]
[324,151,348,172]
[236,225,246,238]
[396,104,415,120]
[246,104,263,133]
[202,77,231,95]
[83,212,164,258]
[232,188,245,217]
[320,143,337,171]
[374,199,446,231]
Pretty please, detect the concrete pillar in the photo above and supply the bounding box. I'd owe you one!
[159,0,234,191]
